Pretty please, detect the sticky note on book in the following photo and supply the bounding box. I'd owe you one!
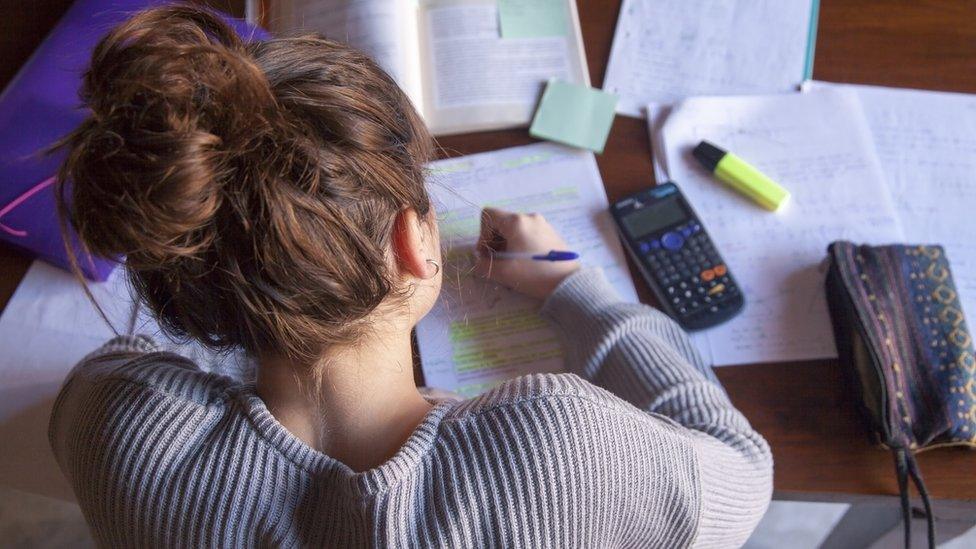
[530,80,618,154]
[497,0,567,38]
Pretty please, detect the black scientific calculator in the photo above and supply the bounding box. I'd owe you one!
[611,182,744,330]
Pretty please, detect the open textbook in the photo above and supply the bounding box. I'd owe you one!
[804,81,976,324]
[649,88,905,366]
[255,0,589,135]
[416,143,638,395]
[604,0,819,118]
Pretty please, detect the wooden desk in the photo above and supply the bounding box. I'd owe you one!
[3,0,974,516]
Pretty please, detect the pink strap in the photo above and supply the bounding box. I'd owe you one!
[0,175,56,237]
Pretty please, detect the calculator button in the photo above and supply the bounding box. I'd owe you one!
[692,223,702,233]
[713,264,728,276]
[661,231,685,251]
[700,269,716,282]
[708,283,726,296]
[680,226,693,237]
[649,239,662,250]
[639,241,651,253]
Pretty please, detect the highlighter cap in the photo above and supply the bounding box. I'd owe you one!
[692,140,726,172]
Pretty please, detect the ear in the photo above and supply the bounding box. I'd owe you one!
[392,208,436,280]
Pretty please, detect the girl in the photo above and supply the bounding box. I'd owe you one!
[51,6,771,547]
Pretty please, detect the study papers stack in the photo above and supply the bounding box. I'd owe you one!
[416,143,639,396]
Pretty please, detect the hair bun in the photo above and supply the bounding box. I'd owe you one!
[62,5,273,263]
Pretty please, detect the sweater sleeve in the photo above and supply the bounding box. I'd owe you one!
[539,268,773,548]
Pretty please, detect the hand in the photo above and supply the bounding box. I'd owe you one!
[474,207,580,300]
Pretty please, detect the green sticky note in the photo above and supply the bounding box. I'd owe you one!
[497,0,567,38]
[529,80,618,154]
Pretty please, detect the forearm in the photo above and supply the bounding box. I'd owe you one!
[541,269,751,435]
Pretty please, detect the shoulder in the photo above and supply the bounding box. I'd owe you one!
[433,374,703,541]
[55,335,236,407]
[49,335,238,474]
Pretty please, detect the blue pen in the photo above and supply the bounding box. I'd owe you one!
[491,250,580,261]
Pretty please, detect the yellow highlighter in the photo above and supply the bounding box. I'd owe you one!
[692,140,790,211]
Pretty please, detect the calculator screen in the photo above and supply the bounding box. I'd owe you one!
[620,196,689,239]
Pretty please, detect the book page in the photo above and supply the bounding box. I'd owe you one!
[417,0,588,135]
[651,89,904,366]
[806,81,976,322]
[605,0,817,118]
[417,143,638,396]
[264,0,423,109]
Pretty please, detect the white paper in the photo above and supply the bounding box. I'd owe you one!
[0,262,249,499]
[426,4,569,110]
[652,89,904,365]
[417,143,638,396]
[604,0,816,117]
[805,81,976,323]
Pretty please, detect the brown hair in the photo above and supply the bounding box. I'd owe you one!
[58,5,434,363]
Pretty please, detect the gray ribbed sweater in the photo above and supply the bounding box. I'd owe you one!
[49,268,772,548]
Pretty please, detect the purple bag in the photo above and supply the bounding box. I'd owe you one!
[0,0,267,280]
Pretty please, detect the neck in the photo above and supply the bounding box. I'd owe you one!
[256,323,432,472]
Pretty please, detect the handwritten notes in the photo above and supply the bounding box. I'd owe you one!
[417,143,637,395]
[604,0,817,117]
[652,89,904,365]
[806,82,976,322]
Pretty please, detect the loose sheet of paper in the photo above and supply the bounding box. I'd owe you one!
[652,89,904,365]
[805,82,976,322]
[417,143,638,395]
[0,261,249,498]
[604,0,816,117]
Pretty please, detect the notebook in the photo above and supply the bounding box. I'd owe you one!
[255,0,589,136]
[416,143,638,395]
[648,88,905,366]
[804,81,976,324]
[604,0,819,118]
